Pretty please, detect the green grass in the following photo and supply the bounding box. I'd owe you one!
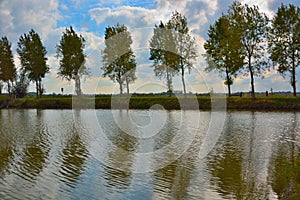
[0,95,10,101]
[227,95,300,111]
[2,94,300,111]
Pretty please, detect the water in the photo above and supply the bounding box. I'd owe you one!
[0,109,299,199]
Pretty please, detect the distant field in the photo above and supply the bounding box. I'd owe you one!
[0,94,300,111]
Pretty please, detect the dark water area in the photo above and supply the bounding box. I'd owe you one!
[0,109,299,199]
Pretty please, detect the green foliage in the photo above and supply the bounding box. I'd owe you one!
[228,1,269,99]
[269,4,300,96]
[204,14,244,97]
[102,24,137,94]
[17,29,48,98]
[167,11,197,95]
[149,11,197,96]
[149,21,178,95]
[56,26,88,96]
[0,36,17,95]
[12,72,29,98]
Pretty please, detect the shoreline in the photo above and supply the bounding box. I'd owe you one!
[1,95,300,111]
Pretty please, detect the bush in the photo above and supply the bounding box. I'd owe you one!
[12,73,29,98]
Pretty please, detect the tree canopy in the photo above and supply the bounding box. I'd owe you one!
[0,36,16,96]
[102,23,137,95]
[149,21,179,95]
[204,14,244,97]
[17,29,48,97]
[228,1,269,99]
[269,3,300,96]
[167,11,197,95]
[56,26,88,96]
[149,11,197,96]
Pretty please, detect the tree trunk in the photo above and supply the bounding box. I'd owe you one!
[119,81,123,95]
[292,62,296,97]
[35,80,39,98]
[38,80,42,98]
[11,81,14,90]
[126,77,129,95]
[248,56,255,100]
[7,81,11,97]
[11,81,14,99]
[250,69,255,99]
[180,61,186,96]
[75,76,82,96]
[225,68,231,97]
[166,68,172,97]
[227,84,231,98]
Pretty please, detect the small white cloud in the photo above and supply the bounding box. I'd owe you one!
[241,0,275,18]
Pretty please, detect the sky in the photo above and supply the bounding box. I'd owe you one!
[0,0,299,94]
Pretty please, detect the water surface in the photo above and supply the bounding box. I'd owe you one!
[0,109,299,199]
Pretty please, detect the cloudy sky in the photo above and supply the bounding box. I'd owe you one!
[1,0,299,94]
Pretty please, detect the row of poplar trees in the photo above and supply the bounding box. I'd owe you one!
[103,2,300,98]
[204,2,300,98]
[0,27,87,97]
[102,11,197,96]
[0,2,299,97]
[0,10,196,97]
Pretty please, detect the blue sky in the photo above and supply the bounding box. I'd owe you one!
[0,0,299,94]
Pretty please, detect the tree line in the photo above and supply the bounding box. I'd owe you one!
[205,2,300,98]
[0,1,299,98]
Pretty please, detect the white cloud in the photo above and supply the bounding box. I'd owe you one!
[89,6,162,29]
[0,0,61,42]
[1,0,298,94]
[241,0,275,17]
[0,5,14,32]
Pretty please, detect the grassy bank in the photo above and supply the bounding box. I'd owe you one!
[1,94,300,111]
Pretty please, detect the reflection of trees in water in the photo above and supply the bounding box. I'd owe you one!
[271,112,300,198]
[152,111,179,151]
[0,146,14,178]
[208,112,280,199]
[102,110,137,151]
[102,110,138,191]
[0,110,16,178]
[0,110,51,185]
[239,112,277,199]
[58,112,89,188]
[152,111,199,199]
[17,110,51,182]
[208,112,244,199]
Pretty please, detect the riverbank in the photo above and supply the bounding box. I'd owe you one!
[1,94,300,111]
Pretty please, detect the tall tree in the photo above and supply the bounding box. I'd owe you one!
[269,4,300,96]
[168,11,197,96]
[228,2,269,99]
[17,29,48,98]
[102,24,136,95]
[124,57,137,94]
[56,26,88,96]
[0,36,16,96]
[204,15,244,97]
[149,21,179,95]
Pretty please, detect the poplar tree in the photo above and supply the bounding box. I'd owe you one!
[56,26,88,96]
[17,29,48,97]
[204,15,244,97]
[228,2,269,99]
[269,4,300,96]
[0,36,16,96]
[102,24,136,95]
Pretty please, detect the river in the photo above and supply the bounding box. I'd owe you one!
[0,109,299,199]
